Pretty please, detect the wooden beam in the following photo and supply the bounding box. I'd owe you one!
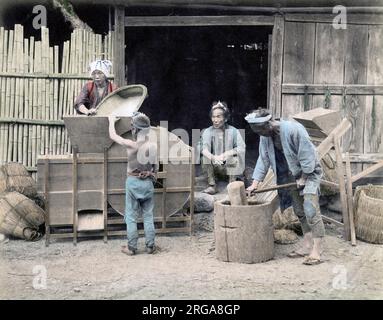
[44,158,50,247]
[0,72,114,79]
[118,3,383,14]
[269,15,284,118]
[47,227,191,240]
[72,147,78,246]
[321,215,344,227]
[285,13,383,25]
[334,137,351,241]
[345,153,357,246]
[0,117,65,126]
[114,6,125,86]
[267,34,272,109]
[190,149,195,235]
[281,8,383,14]
[103,147,108,243]
[316,118,351,159]
[282,84,383,95]
[342,153,383,163]
[124,15,275,26]
[351,160,383,183]
[107,187,191,195]
[108,216,191,225]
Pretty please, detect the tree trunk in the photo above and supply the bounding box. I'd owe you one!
[52,0,93,32]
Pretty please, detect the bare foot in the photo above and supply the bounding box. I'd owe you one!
[288,232,313,257]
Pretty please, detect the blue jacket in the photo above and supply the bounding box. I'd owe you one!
[252,120,322,194]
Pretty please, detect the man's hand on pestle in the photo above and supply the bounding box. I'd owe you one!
[246,180,259,196]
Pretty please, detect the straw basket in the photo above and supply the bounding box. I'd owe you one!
[354,185,383,244]
[0,192,45,240]
[0,163,37,198]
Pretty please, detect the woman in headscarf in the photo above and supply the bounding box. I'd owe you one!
[74,60,118,115]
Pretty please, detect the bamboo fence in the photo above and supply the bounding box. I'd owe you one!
[0,25,114,179]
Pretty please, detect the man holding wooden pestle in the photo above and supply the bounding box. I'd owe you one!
[245,109,325,265]
[74,60,117,115]
[200,101,246,195]
[109,112,158,255]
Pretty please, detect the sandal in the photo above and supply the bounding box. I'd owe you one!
[287,251,307,258]
[146,245,161,254]
[303,256,323,265]
[121,245,136,256]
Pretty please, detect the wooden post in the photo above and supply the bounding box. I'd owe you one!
[345,152,357,246]
[103,147,108,243]
[269,14,284,118]
[334,137,351,241]
[72,146,78,245]
[190,148,195,236]
[161,163,167,230]
[114,6,125,86]
[267,34,272,110]
[44,158,50,247]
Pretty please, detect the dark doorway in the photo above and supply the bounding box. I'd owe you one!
[126,25,272,156]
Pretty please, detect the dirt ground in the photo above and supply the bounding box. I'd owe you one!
[1,216,383,300]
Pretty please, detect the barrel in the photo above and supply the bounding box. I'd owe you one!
[214,200,275,264]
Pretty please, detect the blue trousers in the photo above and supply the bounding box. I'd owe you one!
[125,176,155,250]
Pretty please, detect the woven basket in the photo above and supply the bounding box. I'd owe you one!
[354,185,383,244]
[0,163,37,198]
[0,192,45,240]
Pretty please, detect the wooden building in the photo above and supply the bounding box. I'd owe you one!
[0,0,382,179]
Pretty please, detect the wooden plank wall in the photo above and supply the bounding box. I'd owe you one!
[281,15,383,177]
[0,25,114,177]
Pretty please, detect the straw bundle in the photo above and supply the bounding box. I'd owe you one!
[0,162,37,198]
[273,229,299,244]
[354,185,383,244]
[0,192,45,240]
[272,206,301,233]
[4,191,45,226]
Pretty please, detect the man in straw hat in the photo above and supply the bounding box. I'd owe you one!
[108,112,158,255]
[245,109,325,265]
[74,60,117,115]
[200,101,246,195]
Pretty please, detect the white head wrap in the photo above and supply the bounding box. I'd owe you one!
[89,60,112,78]
[244,112,272,125]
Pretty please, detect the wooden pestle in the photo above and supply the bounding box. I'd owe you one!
[227,181,248,206]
